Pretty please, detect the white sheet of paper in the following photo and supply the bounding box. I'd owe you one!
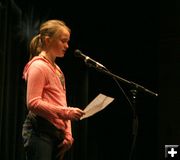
[80,93,114,120]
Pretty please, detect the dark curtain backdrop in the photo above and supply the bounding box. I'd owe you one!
[0,0,25,159]
[159,3,180,159]
[0,0,160,160]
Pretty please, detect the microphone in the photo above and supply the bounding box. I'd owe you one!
[74,49,106,69]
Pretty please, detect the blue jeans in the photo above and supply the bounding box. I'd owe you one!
[26,133,60,160]
[22,113,65,160]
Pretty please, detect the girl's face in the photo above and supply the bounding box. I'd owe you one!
[47,28,70,58]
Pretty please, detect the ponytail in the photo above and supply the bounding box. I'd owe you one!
[29,34,42,60]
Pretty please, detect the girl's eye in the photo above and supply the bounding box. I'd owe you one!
[60,39,69,44]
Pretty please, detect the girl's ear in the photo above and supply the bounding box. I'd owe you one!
[44,36,51,47]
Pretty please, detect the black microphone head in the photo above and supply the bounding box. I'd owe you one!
[74,49,82,57]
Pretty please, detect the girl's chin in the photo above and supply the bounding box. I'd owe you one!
[57,53,65,58]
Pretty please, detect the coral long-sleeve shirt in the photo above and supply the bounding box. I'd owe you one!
[23,56,72,135]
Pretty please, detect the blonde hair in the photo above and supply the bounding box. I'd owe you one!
[29,19,71,60]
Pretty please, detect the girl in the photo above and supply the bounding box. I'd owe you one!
[22,19,84,160]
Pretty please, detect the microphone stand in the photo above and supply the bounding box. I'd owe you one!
[86,64,158,160]
[129,89,138,160]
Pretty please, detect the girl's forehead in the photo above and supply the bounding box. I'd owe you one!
[59,29,70,38]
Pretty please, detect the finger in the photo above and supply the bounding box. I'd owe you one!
[56,151,65,160]
[58,141,64,148]
[59,153,64,160]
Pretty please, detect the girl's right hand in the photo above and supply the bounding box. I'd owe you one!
[67,107,85,120]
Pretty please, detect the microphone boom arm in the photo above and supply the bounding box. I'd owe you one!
[94,67,158,97]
